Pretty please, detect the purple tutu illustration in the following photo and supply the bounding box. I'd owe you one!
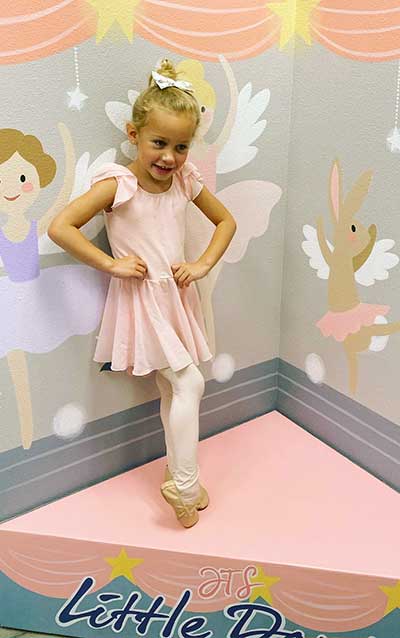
[0,220,108,357]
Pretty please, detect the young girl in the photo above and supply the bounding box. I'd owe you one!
[49,59,236,529]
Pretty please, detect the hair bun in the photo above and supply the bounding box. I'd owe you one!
[149,58,178,86]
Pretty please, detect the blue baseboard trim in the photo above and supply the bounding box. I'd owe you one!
[2,355,398,522]
[0,359,278,522]
[277,359,400,492]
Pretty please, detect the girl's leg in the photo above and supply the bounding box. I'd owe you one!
[156,363,205,503]
[155,369,173,467]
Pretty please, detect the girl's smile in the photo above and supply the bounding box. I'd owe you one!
[152,164,174,176]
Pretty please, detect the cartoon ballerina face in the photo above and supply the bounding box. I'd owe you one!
[0,129,56,227]
[0,153,41,218]
[337,219,372,257]
[197,102,214,137]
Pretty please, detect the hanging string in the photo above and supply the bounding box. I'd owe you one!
[67,46,88,111]
[395,59,400,130]
[386,60,400,154]
[74,47,80,91]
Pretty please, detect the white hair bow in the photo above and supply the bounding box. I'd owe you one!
[151,70,193,92]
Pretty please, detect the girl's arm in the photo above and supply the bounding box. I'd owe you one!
[172,186,236,287]
[49,179,148,279]
[48,178,117,272]
[193,186,236,268]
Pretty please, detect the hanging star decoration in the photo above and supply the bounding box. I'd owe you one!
[86,0,141,43]
[67,86,89,111]
[267,0,320,49]
[248,565,280,604]
[105,548,144,583]
[387,127,400,154]
[379,580,400,615]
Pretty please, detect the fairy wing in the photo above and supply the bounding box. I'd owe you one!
[105,90,139,160]
[38,149,116,255]
[302,224,332,279]
[216,83,270,175]
[355,239,399,287]
[185,179,281,354]
[186,179,282,264]
[70,148,117,200]
[219,180,282,262]
[185,180,281,263]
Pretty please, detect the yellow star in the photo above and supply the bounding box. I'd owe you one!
[105,548,144,583]
[267,0,320,49]
[379,580,400,615]
[248,566,280,604]
[86,0,141,42]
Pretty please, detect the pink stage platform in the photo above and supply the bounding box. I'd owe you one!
[1,411,399,638]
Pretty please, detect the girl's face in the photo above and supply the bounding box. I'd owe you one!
[0,152,41,217]
[128,107,196,185]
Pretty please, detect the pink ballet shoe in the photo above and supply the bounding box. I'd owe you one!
[164,466,209,511]
[160,480,199,528]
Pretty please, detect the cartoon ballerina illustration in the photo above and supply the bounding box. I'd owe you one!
[106,57,282,354]
[302,160,400,394]
[0,125,109,449]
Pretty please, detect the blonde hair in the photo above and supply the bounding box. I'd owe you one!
[131,59,201,132]
[0,128,56,187]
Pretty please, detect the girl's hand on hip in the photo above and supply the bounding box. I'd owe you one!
[109,255,147,279]
[171,261,210,288]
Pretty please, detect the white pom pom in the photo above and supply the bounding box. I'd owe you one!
[305,353,325,385]
[53,403,87,440]
[369,316,389,352]
[212,353,235,383]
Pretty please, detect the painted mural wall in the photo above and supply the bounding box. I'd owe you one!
[0,2,290,494]
[280,3,400,424]
[3,0,400,517]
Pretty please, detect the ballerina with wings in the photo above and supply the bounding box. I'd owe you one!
[105,56,282,354]
[302,160,400,394]
[0,125,109,450]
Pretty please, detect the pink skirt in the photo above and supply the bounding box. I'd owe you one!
[94,276,212,376]
[317,303,390,342]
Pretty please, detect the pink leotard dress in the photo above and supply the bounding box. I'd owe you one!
[90,162,213,376]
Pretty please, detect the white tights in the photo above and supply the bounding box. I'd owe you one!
[155,363,205,503]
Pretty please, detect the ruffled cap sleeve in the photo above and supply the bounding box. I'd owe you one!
[179,162,203,201]
[90,163,137,211]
